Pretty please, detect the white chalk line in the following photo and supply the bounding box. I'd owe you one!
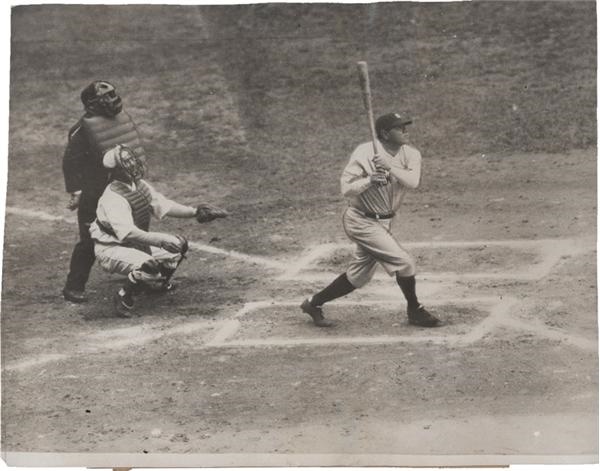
[201,296,596,351]
[6,206,286,271]
[279,243,340,279]
[4,206,597,370]
[278,237,594,282]
[3,317,220,372]
[188,241,286,271]
[7,206,593,280]
[203,297,500,348]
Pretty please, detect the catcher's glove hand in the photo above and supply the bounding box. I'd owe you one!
[195,203,229,223]
[161,234,188,254]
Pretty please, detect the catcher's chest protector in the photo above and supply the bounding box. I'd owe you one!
[82,112,147,164]
[111,180,152,232]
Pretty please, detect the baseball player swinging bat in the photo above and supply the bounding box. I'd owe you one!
[356,61,389,185]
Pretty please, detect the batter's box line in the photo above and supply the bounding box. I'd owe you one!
[202,296,596,351]
[277,237,594,281]
[203,296,509,348]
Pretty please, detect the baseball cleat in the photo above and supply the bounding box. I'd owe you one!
[62,288,88,303]
[113,288,135,318]
[300,298,334,327]
[407,304,440,327]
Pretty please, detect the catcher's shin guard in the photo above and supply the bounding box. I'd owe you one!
[163,237,188,280]
[159,251,187,291]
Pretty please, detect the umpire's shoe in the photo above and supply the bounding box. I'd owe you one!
[63,288,88,303]
[113,288,135,318]
[407,304,440,327]
[300,299,334,327]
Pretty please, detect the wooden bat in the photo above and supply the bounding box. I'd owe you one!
[356,61,379,156]
[357,61,389,186]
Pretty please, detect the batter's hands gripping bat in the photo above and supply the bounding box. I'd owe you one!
[356,61,389,185]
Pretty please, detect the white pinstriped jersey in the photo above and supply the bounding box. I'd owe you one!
[340,140,422,215]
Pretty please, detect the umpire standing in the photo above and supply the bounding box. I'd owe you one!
[62,81,147,303]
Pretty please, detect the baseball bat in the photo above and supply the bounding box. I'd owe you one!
[356,61,379,156]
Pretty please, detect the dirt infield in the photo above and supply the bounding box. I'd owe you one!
[1,201,597,462]
[2,2,598,467]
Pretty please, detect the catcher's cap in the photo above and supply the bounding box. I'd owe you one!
[103,145,124,168]
[375,112,413,136]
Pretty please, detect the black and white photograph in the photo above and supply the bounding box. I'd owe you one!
[1,0,598,468]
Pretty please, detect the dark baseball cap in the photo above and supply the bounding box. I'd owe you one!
[375,112,413,136]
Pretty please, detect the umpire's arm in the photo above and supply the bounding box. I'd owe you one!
[62,126,86,194]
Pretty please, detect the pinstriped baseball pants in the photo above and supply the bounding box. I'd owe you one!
[342,206,416,288]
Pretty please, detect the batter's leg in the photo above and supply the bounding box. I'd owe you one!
[396,273,440,327]
[300,274,356,328]
[395,274,419,309]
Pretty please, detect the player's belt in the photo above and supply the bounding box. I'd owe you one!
[363,211,395,220]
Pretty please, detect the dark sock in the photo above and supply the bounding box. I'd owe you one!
[311,273,356,307]
[396,274,419,309]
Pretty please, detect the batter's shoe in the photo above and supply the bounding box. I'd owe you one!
[407,304,440,327]
[113,288,135,318]
[62,288,88,303]
[300,298,334,327]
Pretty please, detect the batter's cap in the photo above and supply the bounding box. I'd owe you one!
[375,112,413,136]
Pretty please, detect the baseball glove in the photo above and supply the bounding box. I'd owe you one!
[195,203,229,223]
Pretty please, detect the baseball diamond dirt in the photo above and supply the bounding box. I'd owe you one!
[1,2,598,468]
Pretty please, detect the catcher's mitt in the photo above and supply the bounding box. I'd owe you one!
[195,203,229,223]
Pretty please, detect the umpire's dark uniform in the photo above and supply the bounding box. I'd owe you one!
[62,81,147,303]
[62,117,110,300]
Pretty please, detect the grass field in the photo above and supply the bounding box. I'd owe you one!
[2,2,598,466]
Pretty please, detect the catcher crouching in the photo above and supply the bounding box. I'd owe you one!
[89,144,229,317]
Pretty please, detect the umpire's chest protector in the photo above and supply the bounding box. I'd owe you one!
[82,112,147,163]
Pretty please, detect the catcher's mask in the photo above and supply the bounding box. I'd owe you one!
[104,144,146,183]
[80,81,123,117]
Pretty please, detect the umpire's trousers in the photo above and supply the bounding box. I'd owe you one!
[64,193,97,291]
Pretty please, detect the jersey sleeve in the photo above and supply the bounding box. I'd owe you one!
[388,146,422,189]
[340,144,373,197]
[143,181,176,220]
